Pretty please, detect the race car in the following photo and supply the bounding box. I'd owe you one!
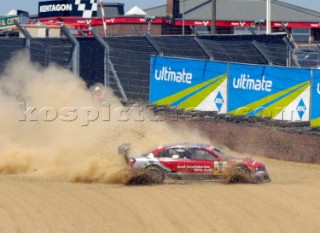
[119,143,271,184]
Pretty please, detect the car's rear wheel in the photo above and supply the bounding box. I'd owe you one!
[145,166,165,184]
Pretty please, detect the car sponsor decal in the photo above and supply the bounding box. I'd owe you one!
[214,161,228,174]
[177,165,213,173]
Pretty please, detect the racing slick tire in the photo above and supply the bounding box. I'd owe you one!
[145,166,165,184]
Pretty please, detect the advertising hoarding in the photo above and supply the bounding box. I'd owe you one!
[38,0,98,18]
[150,56,228,112]
[0,16,21,29]
[228,64,310,121]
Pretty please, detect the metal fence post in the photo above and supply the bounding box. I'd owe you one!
[194,36,214,60]
[252,40,273,65]
[61,25,80,76]
[282,37,300,67]
[145,34,163,55]
[89,27,128,102]
[13,21,32,58]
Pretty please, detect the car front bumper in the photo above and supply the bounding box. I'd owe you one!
[251,172,271,183]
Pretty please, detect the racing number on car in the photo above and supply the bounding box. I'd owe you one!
[214,161,228,174]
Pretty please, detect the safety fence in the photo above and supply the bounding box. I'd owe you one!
[30,38,74,69]
[101,33,292,101]
[0,38,25,72]
[150,55,320,126]
[0,32,292,100]
[1,30,311,107]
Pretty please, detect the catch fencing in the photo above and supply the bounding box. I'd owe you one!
[0,38,25,72]
[30,38,74,69]
[0,30,300,103]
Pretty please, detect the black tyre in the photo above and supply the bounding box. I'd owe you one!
[227,166,251,183]
[145,166,165,184]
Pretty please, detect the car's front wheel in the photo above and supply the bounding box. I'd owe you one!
[145,166,165,184]
[227,166,251,183]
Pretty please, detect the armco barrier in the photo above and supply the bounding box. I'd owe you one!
[150,55,319,124]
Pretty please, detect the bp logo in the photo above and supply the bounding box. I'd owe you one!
[296,98,307,120]
[214,91,224,112]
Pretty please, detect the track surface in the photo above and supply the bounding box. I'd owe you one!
[1,156,320,233]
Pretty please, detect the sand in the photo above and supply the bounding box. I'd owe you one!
[1,156,320,233]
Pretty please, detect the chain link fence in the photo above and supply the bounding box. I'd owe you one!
[106,36,158,101]
[0,38,26,73]
[78,38,105,87]
[98,34,291,101]
[30,38,74,70]
[1,33,295,102]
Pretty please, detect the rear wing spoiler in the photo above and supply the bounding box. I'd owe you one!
[118,143,131,165]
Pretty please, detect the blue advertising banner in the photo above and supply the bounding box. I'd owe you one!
[228,64,311,121]
[150,56,228,112]
[311,70,320,126]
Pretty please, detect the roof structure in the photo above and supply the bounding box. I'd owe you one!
[125,6,147,16]
[7,9,18,16]
[145,0,320,22]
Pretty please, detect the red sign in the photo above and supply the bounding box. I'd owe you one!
[33,16,320,29]
[175,19,320,28]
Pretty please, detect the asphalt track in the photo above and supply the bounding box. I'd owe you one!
[1,156,320,233]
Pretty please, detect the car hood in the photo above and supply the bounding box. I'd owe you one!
[229,157,264,168]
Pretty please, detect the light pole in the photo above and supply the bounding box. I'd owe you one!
[145,16,155,35]
[266,0,271,34]
[182,0,185,36]
[211,0,216,34]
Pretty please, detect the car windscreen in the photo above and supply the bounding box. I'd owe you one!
[213,148,233,159]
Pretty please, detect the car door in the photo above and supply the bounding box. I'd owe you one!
[156,147,191,173]
[186,148,216,174]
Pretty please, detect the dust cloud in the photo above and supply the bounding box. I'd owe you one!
[0,54,210,183]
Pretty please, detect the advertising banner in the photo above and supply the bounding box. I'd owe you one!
[228,64,311,121]
[150,56,228,113]
[311,70,320,126]
[0,16,21,29]
[38,0,98,18]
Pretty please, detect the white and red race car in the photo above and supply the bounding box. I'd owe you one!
[119,143,271,184]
